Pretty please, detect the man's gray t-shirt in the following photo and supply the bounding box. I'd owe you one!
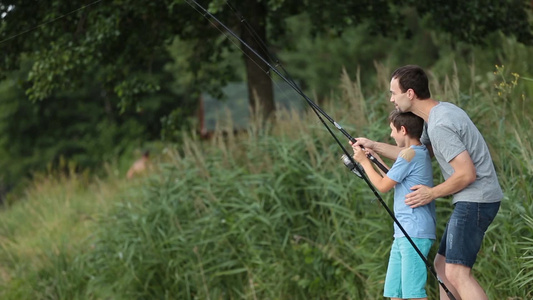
[420,102,503,204]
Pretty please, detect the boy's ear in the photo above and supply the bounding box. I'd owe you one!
[400,125,408,135]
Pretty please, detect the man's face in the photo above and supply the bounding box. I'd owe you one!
[389,122,405,147]
[389,78,411,112]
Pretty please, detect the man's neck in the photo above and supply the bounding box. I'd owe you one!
[410,98,439,122]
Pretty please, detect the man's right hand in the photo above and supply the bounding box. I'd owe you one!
[354,137,376,150]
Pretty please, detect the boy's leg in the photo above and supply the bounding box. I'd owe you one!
[384,239,403,299]
[399,237,433,300]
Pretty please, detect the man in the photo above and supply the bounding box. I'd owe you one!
[354,65,503,300]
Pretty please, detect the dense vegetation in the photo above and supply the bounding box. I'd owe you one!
[0,1,532,299]
[0,0,532,199]
[0,62,531,299]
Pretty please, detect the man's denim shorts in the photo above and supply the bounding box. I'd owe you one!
[438,201,500,268]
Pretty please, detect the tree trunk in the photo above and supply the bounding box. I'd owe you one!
[240,1,275,121]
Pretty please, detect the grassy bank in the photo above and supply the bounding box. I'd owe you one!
[0,65,532,299]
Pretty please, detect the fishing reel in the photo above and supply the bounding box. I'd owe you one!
[341,154,365,178]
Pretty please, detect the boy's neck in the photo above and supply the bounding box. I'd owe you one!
[405,137,422,148]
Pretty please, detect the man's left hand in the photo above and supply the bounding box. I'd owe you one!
[405,185,434,208]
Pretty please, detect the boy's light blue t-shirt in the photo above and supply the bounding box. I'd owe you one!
[386,145,436,239]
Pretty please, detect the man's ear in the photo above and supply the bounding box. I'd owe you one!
[407,88,415,100]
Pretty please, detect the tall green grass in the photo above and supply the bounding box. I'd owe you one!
[0,167,140,299]
[0,63,532,299]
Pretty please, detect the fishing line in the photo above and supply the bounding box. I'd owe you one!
[0,0,105,45]
[185,1,456,299]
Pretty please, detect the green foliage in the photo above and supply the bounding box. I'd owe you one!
[1,0,531,110]
[276,7,533,102]
[0,0,531,200]
[1,60,532,299]
[513,214,533,295]
[0,3,532,298]
[0,60,195,198]
[0,0,191,102]
[414,0,533,45]
[0,170,130,299]
[7,125,399,299]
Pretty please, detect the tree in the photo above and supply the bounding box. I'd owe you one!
[0,0,531,122]
[414,0,533,45]
[0,55,191,199]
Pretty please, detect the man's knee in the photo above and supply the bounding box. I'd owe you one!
[434,254,446,272]
[444,263,471,284]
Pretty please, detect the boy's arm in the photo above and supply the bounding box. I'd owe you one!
[363,148,390,177]
[359,160,396,193]
[353,146,397,193]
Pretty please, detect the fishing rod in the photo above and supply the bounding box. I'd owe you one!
[185,1,456,299]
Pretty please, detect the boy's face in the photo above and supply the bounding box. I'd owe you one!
[389,122,405,147]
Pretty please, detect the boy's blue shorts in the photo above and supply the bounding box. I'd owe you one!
[383,237,434,299]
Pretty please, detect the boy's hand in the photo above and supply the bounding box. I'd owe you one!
[364,147,379,159]
[352,145,369,163]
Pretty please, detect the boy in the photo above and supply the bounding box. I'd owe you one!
[351,110,435,300]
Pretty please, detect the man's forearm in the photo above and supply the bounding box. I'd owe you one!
[431,171,475,199]
[371,142,402,160]
[432,150,477,199]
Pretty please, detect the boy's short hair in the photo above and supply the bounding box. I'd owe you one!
[388,110,424,139]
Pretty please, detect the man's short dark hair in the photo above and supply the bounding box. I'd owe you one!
[389,110,424,139]
[391,65,431,99]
